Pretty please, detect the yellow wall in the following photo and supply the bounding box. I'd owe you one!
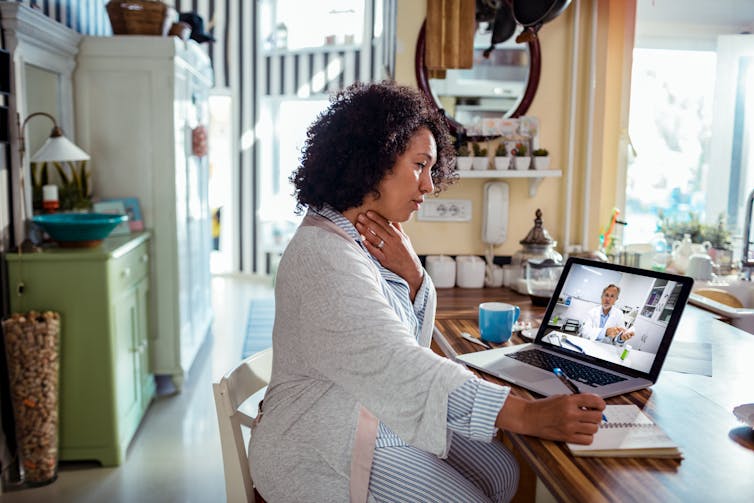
[394,0,635,256]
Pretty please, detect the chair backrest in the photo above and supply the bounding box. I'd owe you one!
[213,348,273,503]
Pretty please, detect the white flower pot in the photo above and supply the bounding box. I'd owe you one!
[472,157,489,170]
[514,156,531,170]
[456,156,473,171]
[534,156,550,170]
[494,156,512,170]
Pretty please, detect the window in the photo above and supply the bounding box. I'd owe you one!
[254,0,393,273]
[624,1,754,263]
[623,49,716,244]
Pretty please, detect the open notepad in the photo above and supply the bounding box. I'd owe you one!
[567,404,682,459]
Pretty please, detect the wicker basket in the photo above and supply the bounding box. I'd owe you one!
[106,0,171,36]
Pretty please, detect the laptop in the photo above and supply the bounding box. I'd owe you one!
[456,257,694,398]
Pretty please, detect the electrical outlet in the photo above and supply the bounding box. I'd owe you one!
[417,199,472,222]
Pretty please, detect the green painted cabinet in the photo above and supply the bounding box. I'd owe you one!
[5,232,155,466]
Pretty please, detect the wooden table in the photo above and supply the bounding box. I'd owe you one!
[433,287,754,502]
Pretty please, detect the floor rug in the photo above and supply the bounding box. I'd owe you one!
[241,297,275,359]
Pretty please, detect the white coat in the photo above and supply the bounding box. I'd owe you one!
[581,305,626,343]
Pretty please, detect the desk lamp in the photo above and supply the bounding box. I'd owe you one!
[16,111,90,251]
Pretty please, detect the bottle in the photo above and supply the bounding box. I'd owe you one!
[42,184,59,213]
[620,344,632,361]
[649,229,669,271]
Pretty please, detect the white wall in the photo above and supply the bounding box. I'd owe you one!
[561,265,623,303]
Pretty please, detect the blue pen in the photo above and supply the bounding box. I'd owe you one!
[553,367,608,423]
[561,337,585,354]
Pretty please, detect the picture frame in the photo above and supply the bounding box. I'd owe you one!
[97,197,144,232]
[120,197,144,231]
[93,200,131,236]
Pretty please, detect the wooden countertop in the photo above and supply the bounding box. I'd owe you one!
[433,287,754,502]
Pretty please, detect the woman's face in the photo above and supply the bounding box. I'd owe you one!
[367,127,437,222]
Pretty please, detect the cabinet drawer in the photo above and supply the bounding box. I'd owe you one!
[110,242,150,290]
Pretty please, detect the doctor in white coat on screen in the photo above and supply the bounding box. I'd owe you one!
[580,284,634,345]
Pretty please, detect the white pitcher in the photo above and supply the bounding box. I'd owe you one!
[671,234,693,274]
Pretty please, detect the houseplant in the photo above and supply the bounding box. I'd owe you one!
[494,142,512,170]
[455,144,472,171]
[32,160,92,212]
[532,148,550,170]
[471,142,489,170]
[512,142,530,170]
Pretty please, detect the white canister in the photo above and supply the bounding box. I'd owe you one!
[456,255,485,288]
[425,255,456,288]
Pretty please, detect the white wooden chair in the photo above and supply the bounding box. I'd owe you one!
[213,348,273,503]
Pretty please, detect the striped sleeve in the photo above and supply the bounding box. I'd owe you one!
[412,271,432,326]
[446,378,509,441]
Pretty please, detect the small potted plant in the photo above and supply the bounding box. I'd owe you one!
[494,142,512,170]
[455,144,472,171]
[471,142,489,170]
[512,143,530,170]
[532,148,550,170]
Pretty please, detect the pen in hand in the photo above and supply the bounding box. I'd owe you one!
[553,367,608,423]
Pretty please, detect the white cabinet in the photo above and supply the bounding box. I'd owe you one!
[74,36,213,389]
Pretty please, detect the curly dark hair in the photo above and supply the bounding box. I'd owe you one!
[290,81,457,214]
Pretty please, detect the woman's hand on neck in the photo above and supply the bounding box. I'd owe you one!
[347,207,424,301]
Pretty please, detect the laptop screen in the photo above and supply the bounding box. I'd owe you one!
[536,258,694,379]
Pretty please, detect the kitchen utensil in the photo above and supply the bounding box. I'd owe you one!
[512,209,562,293]
[686,253,714,281]
[460,331,491,349]
[525,258,563,306]
[478,302,520,343]
[32,213,128,247]
[483,2,517,57]
[513,0,573,42]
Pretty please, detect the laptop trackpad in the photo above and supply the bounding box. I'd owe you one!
[490,358,552,385]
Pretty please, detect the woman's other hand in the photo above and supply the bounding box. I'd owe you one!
[356,210,424,299]
[496,394,606,445]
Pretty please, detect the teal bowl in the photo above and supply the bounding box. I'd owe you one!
[32,213,128,247]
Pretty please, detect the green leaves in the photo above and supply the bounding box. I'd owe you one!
[658,212,731,250]
[48,160,93,211]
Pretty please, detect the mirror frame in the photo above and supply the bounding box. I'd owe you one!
[0,2,81,249]
[414,20,541,140]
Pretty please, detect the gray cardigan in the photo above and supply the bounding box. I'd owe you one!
[248,214,474,502]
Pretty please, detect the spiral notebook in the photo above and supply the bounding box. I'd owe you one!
[567,404,682,459]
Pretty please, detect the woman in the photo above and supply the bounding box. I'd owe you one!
[248,81,605,502]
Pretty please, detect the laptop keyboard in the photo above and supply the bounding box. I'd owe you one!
[507,349,627,387]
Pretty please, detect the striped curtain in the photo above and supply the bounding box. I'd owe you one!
[2,0,111,35]
[1,1,233,89]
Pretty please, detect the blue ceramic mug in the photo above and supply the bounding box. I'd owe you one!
[479,302,520,343]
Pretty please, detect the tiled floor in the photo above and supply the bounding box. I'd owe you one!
[1,274,274,502]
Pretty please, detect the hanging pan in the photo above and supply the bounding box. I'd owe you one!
[512,0,572,43]
[483,1,517,58]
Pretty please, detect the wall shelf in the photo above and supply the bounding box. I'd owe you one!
[457,169,562,197]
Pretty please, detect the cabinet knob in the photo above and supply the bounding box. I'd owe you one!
[140,254,148,263]
[122,267,131,278]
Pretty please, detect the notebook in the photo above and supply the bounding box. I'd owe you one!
[456,258,694,398]
[567,404,682,458]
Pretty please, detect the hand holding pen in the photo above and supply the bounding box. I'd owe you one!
[553,367,608,423]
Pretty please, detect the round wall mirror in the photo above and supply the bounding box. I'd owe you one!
[415,20,541,139]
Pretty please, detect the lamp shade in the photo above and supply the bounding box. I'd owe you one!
[30,135,90,162]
